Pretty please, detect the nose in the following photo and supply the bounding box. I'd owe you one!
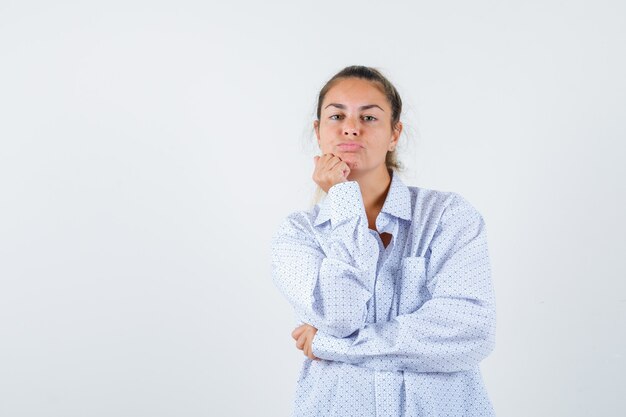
[343,120,359,136]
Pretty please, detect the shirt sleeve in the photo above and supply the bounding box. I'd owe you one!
[271,181,380,338]
[310,193,497,373]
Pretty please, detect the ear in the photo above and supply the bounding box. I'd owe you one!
[313,120,321,146]
[389,121,402,150]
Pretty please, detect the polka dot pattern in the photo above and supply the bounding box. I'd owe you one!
[271,171,496,416]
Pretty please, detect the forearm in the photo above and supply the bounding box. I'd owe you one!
[311,297,496,373]
[271,181,379,338]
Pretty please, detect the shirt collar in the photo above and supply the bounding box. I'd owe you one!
[314,170,412,227]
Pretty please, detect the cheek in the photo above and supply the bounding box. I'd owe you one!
[317,128,334,152]
[318,141,331,153]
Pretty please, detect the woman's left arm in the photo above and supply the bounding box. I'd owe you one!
[310,193,497,373]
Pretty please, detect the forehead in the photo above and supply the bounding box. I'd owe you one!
[322,78,388,109]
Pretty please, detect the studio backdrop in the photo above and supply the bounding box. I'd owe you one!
[0,1,624,416]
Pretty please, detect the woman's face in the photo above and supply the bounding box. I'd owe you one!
[314,77,401,174]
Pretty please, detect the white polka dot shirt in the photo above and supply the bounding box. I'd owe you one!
[271,170,496,416]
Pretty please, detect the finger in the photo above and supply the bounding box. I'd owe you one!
[319,153,341,167]
[339,162,351,177]
[326,157,344,172]
[333,160,349,174]
[306,342,317,361]
[296,333,307,350]
[328,164,349,183]
[313,155,330,175]
[313,157,341,185]
[303,336,311,358]
[292,326,304,340]
[317,157,343,179]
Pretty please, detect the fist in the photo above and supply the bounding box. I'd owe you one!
[312,153,351,193]
[292,323,320,361]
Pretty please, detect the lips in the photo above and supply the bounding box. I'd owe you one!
[337,142,363,151]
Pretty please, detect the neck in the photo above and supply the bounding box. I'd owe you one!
[347,166,392,214]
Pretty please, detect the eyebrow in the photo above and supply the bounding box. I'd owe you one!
[324,103,385,112]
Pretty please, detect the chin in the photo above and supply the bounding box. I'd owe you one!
[338,154,358,166]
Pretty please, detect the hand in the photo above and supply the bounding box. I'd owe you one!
[291,323,321,361]
[312,154,351,193]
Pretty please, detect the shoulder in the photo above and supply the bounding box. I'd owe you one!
[405,184,485,227]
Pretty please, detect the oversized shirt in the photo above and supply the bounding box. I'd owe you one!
[270,170,496,417]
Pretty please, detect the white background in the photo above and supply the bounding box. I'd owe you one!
[1,1,624,416]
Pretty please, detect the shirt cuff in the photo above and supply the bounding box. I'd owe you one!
[326,181,367,225]
[311,330,351,363]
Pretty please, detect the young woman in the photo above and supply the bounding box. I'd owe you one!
[271,66,496,416]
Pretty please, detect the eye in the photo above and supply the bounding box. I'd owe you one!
[362,115,377,122]
[329,114,343,120]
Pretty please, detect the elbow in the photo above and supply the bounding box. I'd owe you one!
[471,310,497,364]
[444,326,495,373]
[478,327,496,360]
[449,308,496,373]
